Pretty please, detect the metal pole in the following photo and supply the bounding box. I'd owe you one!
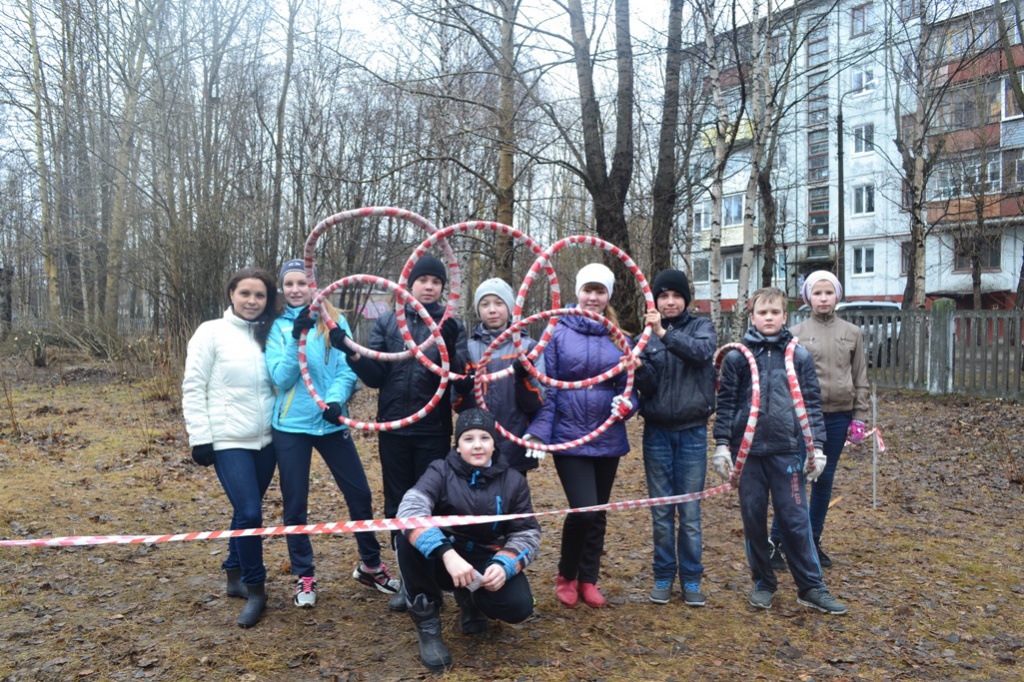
[836,101,845,290]
[871,385,878,510]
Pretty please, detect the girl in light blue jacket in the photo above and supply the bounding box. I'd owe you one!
[267,259,398,609]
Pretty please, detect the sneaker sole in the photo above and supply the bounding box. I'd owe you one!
[649,594,670,605]
[293,598,316,608]
[748,598,772,610]
[796,596,847,615]
[352,569,399,594]
[684,598,706,607]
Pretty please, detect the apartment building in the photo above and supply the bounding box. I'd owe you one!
[686,0,1024,311]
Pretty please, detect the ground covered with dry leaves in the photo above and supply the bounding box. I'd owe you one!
[1,355,1023,681]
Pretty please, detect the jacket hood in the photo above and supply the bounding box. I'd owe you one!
[444,447,508,485]
[560,305,610,336]
[223,307,257,329]
[742,325,793,349]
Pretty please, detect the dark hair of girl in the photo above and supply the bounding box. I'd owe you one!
[226,268,279,351]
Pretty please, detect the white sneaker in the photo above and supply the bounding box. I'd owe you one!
[294,576,317,608]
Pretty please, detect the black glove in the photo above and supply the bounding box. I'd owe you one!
[513,359,530,381]
[439,317,459,351]
[191,444,215,467]
[291,306,316,340]
[452,365,475,393]
[328,326,357,357]
[322,402,344,424]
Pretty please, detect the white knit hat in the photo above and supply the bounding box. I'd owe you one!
[801,270,843,305]
[575,263,615,298]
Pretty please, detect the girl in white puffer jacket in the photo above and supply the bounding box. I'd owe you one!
[182,267,278,629]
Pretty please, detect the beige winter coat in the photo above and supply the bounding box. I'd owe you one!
[790,313,869,420]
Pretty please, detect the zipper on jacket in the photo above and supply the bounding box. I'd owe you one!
[493,495,502,529]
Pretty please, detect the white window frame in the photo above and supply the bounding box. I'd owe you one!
[1004,74,1024,120]
[853,123,875,154]
[723,194,744,227]
[853,246,875,276]
[692,256,710,283]
[850,69,876,94]
[853,184,875,215]
[723,255,742,282]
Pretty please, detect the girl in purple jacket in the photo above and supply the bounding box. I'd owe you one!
[524,263,636,608]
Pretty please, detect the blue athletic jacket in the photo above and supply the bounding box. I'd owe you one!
[266,305,359,435]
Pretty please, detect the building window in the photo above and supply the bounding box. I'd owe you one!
[808,186,829,238]
[692,256,710,282]
[853,246,875,275]
[851,4,871,37]
[934,156,1002,198]
[807,72,828,126]
[900,0,921,20]
[808,129,829,183]
[854,124,874,153]
[692,204,705,234]
[945,81,1001,131]
[723,255,742,282]
[724,194,744,227]
[851,69,875,94]
[1003,148,1024,189]
[807,20,828,68]
[954,235,1001,271]
[901,241,913,274]
[1004,75,1024,119]
[853,184,875,214]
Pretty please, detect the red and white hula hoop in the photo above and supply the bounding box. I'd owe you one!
[299,275,451,432]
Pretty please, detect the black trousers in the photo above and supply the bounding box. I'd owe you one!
[378,430,450,521]
[396,534,534,623]
[552,455,620,584]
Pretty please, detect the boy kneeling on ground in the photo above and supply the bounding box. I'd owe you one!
[396,408,541,671]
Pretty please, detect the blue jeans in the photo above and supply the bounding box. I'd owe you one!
[274,428,382,576]
[642,425,707,583]
[214,445,277,585]
[770,411,851,542]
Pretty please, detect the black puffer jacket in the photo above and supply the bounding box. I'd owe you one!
[713,327,826,456]
[347,302,468,437]
[398,449,541,564]
[633,312,717,431]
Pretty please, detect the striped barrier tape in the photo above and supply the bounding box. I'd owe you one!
[0,485,734,549]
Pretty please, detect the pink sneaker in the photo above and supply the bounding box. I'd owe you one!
[555,575,578,607]
[579,582,606,608]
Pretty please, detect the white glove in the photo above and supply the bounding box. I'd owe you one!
[712,445,734,481]
[523,435,546,461]
[610,394,633,420]
[805,448,826,482]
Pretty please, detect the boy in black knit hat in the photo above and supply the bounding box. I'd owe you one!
[333,254,469,609]
[396,408,540,672]
[631,268,718,607]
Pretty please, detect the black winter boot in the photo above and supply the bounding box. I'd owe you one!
[237,583,267,628]
[814,537,833,568]
[408,593,451,672]
[453,588,488,635]
[388,579,408,612]
[225,569,247,599]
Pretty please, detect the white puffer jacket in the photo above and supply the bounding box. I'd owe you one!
[182,308,275,450]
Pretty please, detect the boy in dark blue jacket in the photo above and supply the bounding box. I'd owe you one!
[396,408,540,672]
[712,287,847,615]
[633,269,717,607]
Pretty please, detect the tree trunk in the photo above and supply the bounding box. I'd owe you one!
[650,0,685,274]
[493,0,517,282]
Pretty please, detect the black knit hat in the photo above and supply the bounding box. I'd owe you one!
[455,408,497,442]
[651,268,692,308]
[408,255,448,288]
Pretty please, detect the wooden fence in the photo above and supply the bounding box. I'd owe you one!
[711,302,1024,398]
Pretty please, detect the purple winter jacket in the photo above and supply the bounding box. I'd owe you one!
[525,307,636,457]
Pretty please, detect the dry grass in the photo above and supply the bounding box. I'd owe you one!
[0,359,1022,681]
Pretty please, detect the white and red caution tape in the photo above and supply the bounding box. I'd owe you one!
[0,485,734,549]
